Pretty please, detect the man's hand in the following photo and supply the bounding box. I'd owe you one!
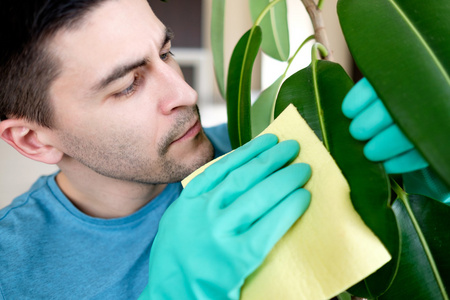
[342,78,429,174]
[139,134,311,300]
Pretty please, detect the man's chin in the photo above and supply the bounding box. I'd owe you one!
[182,137,215,176]
[165,133,214,183]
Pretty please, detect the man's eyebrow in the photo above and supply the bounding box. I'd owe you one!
[164,27,174,47]
[93,59,148,92]
[92,27,174,93]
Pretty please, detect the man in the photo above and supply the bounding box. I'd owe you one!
[0,0,311,299]
[0,0,447,299]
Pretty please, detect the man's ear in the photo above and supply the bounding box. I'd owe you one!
[0,118,64,164]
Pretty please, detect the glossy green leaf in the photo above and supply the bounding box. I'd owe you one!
[275,65,323,141]
[408,195,450,291]
[337,0,450,188]
[275,60,400,298]
[226,27,262,149]
[251,34,315,138]
[380,194,450,299]
[211,0,226,98]
[249,0,290,61]
[251,76,284,137]
[337,292,352,300]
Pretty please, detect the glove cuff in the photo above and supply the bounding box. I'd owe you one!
[403,167,450,205]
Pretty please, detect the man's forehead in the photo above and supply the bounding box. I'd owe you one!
[50,0,165,54]
[48,0,166,95]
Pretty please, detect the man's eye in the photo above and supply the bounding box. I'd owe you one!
[160,51,174,61]
[113,73,143,98]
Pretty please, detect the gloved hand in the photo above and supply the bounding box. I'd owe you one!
[342,77,429,174]
[139,134,311,300]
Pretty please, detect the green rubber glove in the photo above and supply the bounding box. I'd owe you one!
[139,134,312,300]
[342,78,429,174]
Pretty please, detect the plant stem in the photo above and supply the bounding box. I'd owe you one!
[285,35,315,75]
[300,0,334,61]
[317,0,325,10]
[268,34,315,122]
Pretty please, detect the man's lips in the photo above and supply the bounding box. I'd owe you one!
[170,119,201,145]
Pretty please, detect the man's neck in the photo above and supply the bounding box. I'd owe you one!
[55,166,167,219]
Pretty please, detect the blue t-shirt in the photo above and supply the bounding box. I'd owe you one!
[0,125,231,300]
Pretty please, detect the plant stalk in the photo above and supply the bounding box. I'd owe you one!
[268,34,315,122]
[300,0,334,61]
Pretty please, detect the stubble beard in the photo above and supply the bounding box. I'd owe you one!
[57,105,215,185]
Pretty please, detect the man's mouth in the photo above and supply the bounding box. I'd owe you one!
[170,119,201,145]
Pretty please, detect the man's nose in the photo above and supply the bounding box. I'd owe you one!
[153,61,198,115]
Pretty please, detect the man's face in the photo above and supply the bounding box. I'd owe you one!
[47,0,214,184]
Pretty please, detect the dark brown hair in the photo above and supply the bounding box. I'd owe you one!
[0,0,109,127]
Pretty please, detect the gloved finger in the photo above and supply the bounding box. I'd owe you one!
[184,134,278,196]
[349,99,393,141]
[342,77,378,119]
[211,140,301,209]
[383,149,429,174]
[364,124,414,161]
[243,188,311,259]
[225,163,311,233]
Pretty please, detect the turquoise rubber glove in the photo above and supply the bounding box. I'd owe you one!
[403,167,450,205]
[342,78,429,174]
[139,134,311,300]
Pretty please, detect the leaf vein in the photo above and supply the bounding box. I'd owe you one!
[389,0,449,85]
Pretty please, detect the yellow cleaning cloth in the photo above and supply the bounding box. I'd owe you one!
[182,104,391,299]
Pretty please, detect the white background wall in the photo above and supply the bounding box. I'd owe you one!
[0,142,58,208]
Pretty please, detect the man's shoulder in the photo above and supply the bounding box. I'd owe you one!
[0,175,57,278]
[0,174,55,222]
[204,123,232,158]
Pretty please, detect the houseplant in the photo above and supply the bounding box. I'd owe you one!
[211,0,450,298]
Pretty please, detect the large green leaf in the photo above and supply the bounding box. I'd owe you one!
[409,195,450,290]
[275,60,400,298]
[337,0,450,188]
[251,75,284,137]
[275,65,323,141]
[251,34,315,138]
[380,193,450,299]
[211,0,226,98]
[249,0,290,61]
[226,27,262,149]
